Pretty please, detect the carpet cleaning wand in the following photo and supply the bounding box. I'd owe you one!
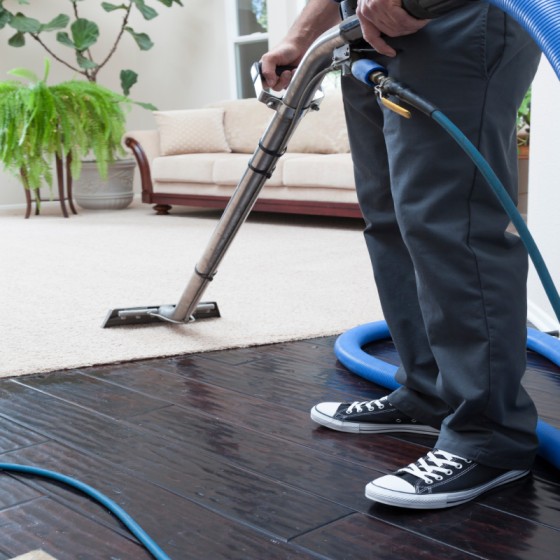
[103,0,560,331]
[100,1,487,329]
[102,15,364,328]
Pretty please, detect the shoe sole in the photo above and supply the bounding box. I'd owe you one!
[365,469,530,509]
[310,406,440,435]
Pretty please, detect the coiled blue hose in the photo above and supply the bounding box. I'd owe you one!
[335,322,560,470]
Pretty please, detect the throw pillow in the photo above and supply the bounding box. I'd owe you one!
[154,108,231,155]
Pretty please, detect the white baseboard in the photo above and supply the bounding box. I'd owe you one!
[0,202,27,211]
[0,193,142,212]
[528,299,560,333]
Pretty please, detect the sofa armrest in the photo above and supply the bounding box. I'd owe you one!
[124,130,160,196]
[124,130,161,161]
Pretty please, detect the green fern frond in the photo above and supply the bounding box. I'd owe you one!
[0,74,128,190]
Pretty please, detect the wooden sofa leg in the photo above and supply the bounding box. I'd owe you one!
[154,204,172,215]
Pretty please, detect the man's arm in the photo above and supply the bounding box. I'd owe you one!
[260,0,340,90]
[261,0,474,88]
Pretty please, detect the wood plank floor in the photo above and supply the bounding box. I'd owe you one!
[0,334,559,560]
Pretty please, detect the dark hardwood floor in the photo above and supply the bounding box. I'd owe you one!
[0,334,559,559]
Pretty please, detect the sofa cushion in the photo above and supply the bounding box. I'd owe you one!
[212,152,307,188]
[209,92,350,155]
[287,91,350,154]
[209,98,273,154]
[282,154,355,190]
[153,108,231,156]
[212,153,280,187]
[152,153,233,183]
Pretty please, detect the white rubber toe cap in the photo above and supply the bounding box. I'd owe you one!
[369,474,415,493]
[310,402,360,432]
[312,402,342,417]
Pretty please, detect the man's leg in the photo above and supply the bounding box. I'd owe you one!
[310,54,447,436]
[316,4,541,507]
[341,72,452,428]
[373,3,541,470]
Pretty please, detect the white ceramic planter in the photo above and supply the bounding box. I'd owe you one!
[73,159,135,210]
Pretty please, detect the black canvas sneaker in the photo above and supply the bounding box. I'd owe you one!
[365,449,530,509]
[310,397,439,435]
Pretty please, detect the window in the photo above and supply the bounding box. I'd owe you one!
[233,0,269,98]
[226,0,306,99]
[238,0,268,35]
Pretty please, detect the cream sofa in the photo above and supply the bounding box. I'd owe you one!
[124,90,362,218]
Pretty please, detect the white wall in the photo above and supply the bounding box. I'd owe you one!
[0,0,230,205]
[267,0,304,48]
[527,58,560,332]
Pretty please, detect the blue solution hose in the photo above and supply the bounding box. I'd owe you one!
[483,0,560,322]
[431,110,560,324]
[487,0,560,80]
[429,107,560,472]
[0,463,172,560]
[335,322,560,470]
[352,70,560,325]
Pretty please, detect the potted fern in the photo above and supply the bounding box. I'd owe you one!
[517,87,531,151]
[0,0,184,211]
[517,87,531,214]
[0,61,133,216]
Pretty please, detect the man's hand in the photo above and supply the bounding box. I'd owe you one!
[356,0,428,57]
[260,43,302,92]
[260,0,340,91]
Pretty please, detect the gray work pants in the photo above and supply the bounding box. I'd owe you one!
[341,3,542,469]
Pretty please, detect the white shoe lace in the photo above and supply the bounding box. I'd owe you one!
[345,397,388,414]
[399,450,471,484]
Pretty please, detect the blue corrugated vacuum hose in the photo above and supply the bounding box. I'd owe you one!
[487,0,560,78]
[335,323,560,471]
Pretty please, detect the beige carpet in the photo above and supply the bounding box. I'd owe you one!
[0,200,383,378]
[9,552,58,560]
